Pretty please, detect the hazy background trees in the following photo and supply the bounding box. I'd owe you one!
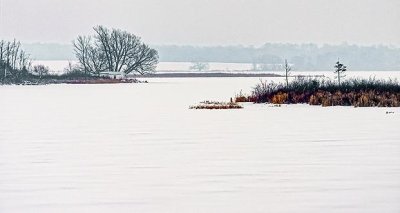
[73,26,159,76]
[154,44,400,71]
[190,62,209,72]
[23,42,400,71]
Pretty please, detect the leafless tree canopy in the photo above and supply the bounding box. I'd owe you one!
[33,65,50,78]
[0,39,31,79]
[190,62,210,72]
[73,26,159,75]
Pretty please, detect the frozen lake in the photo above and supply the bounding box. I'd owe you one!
[1,77,400,213]
[33,60,400,80]
[32,60,254,72]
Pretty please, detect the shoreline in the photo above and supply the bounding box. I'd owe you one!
[0,78,146,86]
[134,72,282,78]
[0,73,325,85]
[134,72,325,78]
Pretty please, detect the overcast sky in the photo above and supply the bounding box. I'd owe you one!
[0,0,399,46]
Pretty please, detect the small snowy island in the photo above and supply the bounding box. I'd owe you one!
[234,78,400,107]
[190,101,243,109]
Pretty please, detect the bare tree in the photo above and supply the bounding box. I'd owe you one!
[190,62,210,72]
[33,65,50,78]
[0,39,31,80]
[334,59,347,86]
[284,59,292,88]
[18,50,31,71]
[73,26,158,76]
[0,40,5,78]
[73,36,90,74]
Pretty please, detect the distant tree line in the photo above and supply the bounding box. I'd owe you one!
[22,42,400,71]
[24,42,400,71]
[155,43,400,71]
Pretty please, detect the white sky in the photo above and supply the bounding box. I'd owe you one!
[0,0,399,46]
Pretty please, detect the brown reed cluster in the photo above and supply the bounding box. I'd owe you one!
[235,78,400,107]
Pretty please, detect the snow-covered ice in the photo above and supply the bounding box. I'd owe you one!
[0,76,399,213]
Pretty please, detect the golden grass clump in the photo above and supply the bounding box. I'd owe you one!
[234,95,249,103]
[307,90,400,107]
[353,91,400,107]
[234,95,257,103]
[271,92,288,104]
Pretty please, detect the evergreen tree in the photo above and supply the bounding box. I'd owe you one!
[334,60,347,86]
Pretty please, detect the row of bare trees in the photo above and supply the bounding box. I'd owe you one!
[1,26,158,84]
[73,26,159,76]
[0,40,31,80]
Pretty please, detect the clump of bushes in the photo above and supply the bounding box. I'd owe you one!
[234,90,257,103]
[236,77,400,107]
[190,101,243,110]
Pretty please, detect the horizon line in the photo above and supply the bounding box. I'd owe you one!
[19,41,400,49]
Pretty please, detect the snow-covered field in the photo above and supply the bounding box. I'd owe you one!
[1,77,400,213]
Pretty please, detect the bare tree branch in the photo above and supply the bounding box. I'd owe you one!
[73,26,158,76]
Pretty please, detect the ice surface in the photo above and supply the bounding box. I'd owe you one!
[0,77,399,213]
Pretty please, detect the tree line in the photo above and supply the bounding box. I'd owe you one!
[23,42,400,71]
[0,40,31,81]
[1,26,159,84]
[155,44,400,71]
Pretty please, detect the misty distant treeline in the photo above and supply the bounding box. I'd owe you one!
[23,43,75,60]
[156,44,400,71]
[23,43,400,71]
